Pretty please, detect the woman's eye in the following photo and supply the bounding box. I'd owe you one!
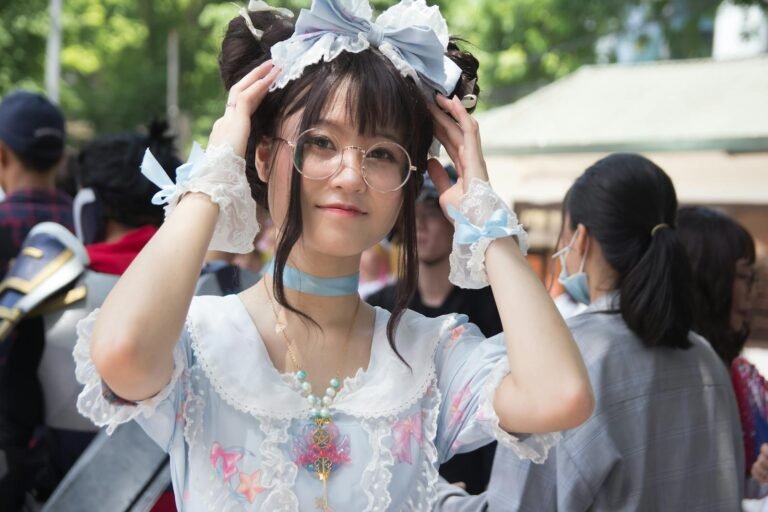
[308,135,335,151]
[368,148,395,161]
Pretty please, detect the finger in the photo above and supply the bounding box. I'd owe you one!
[427,102,465,176]
[429,98,463,147]
[445,95,484,166]
[761,443,768,456]
[236,66,281,115]
[228,60,275,100]
[426,158,453,196]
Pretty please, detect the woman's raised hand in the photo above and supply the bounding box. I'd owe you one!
[427,94,490,213]
[208,60,280,157]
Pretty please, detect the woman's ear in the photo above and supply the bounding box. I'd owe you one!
[254,138,272,183]
[573,223,591,258]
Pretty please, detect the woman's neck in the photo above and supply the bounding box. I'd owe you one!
[262,249,363,328]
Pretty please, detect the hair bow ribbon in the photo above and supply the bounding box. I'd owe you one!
[270,0,461,96]
[141,142,205,205]
[447,205,518,245]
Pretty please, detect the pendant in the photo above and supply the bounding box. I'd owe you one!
[294,418,351,511]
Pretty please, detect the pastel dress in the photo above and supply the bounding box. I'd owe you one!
[74,295,558,511]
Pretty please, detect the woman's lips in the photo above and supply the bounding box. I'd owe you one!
[317,203,366,217]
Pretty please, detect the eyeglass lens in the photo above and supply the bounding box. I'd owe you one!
[293,129,411,192]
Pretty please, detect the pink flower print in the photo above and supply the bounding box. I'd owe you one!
[237,470,265,503]
[392,413,423,464]
[448,383,473,429]
[445,325,466,350]
[210,442,243,482]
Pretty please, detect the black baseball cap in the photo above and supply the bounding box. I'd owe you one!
[0,90,65,170]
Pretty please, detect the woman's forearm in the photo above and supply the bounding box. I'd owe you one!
[90,193,219,400]
[486,236,594,433]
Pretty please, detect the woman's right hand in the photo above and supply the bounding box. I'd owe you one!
[208,60,280,157]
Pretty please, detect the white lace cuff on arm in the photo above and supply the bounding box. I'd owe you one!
[73,309,186,435]
[476,356,560,464]
[142,143,259,254]
[448,179,528,289]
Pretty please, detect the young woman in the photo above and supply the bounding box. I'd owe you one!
[437,154,745,511]
[74,1,592,509]
[678,207,763,483]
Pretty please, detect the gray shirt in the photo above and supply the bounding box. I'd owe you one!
[436,292,745,511]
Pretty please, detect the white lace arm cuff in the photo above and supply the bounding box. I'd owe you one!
[476,356,560,464]
[164,144,259,254]
[449,179,528,289]
[74,309,186,435]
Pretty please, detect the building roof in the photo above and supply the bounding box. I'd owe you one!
[477,56,768,155]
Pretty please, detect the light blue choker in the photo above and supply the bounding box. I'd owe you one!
[265,260,360,296]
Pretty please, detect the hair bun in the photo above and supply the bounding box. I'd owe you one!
[219,10,295,90]
[446,38,480,113]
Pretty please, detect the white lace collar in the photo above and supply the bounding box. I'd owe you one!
[188,295,448,421]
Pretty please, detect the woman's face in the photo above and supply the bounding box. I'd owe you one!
[731,258,758,332]
[263,95,405,262]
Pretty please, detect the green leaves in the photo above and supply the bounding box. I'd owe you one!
[1,0,765,148]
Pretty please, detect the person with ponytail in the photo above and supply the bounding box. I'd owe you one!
[437,153,744,511]
[71,1,592,509]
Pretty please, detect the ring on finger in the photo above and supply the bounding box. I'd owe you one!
[226,102,236,109]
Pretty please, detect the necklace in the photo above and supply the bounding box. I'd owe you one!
[263,279,360,510]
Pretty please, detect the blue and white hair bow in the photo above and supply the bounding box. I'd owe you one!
[141,142,206,205]
[447,205,519,245]
[270,0,462,96]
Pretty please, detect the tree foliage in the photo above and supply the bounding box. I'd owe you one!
[0,0,765,147]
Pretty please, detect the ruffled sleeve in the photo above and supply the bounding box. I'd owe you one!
[433,315,560,465]
[73,309,190,450]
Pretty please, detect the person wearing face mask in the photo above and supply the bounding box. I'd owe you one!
[551,230,590,319]
[436,153,744,511]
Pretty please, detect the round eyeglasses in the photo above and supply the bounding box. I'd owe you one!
[274,129,417,193]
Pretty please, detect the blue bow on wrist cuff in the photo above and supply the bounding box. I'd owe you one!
[141,142,206,205]
[447,204,518,245]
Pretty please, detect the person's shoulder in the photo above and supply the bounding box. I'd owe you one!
[364,283,398,310]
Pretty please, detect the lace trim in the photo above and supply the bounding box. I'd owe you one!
[73,309,186,435]
[182,364,206,450]
[403,382,441,511]
[449,179,529,289]
[477,357,560,464]
[360,418,395,512]
[259,418,300,511]
[334,313,457,420]
[164,144,259,254]
[188,313,312,421]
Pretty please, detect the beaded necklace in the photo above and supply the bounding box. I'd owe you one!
[263,279,360,510]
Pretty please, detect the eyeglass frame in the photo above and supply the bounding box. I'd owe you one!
[272,128,418,193]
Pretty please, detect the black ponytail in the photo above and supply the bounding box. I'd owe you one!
[566,153,693,349]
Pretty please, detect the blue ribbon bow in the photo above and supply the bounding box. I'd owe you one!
[141,142,205,205]
[272,0,461,96]
[447,205,516,245]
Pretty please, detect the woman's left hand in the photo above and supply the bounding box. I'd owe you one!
[427,94,490,214]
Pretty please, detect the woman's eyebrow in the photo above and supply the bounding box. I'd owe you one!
[315,119,400,143]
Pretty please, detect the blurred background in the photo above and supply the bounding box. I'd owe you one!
[1,0,766,342]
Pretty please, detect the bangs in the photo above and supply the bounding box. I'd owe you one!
[280,50,431,162]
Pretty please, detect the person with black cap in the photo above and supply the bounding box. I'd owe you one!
[0,90,73,279]
[366,164,502,494]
